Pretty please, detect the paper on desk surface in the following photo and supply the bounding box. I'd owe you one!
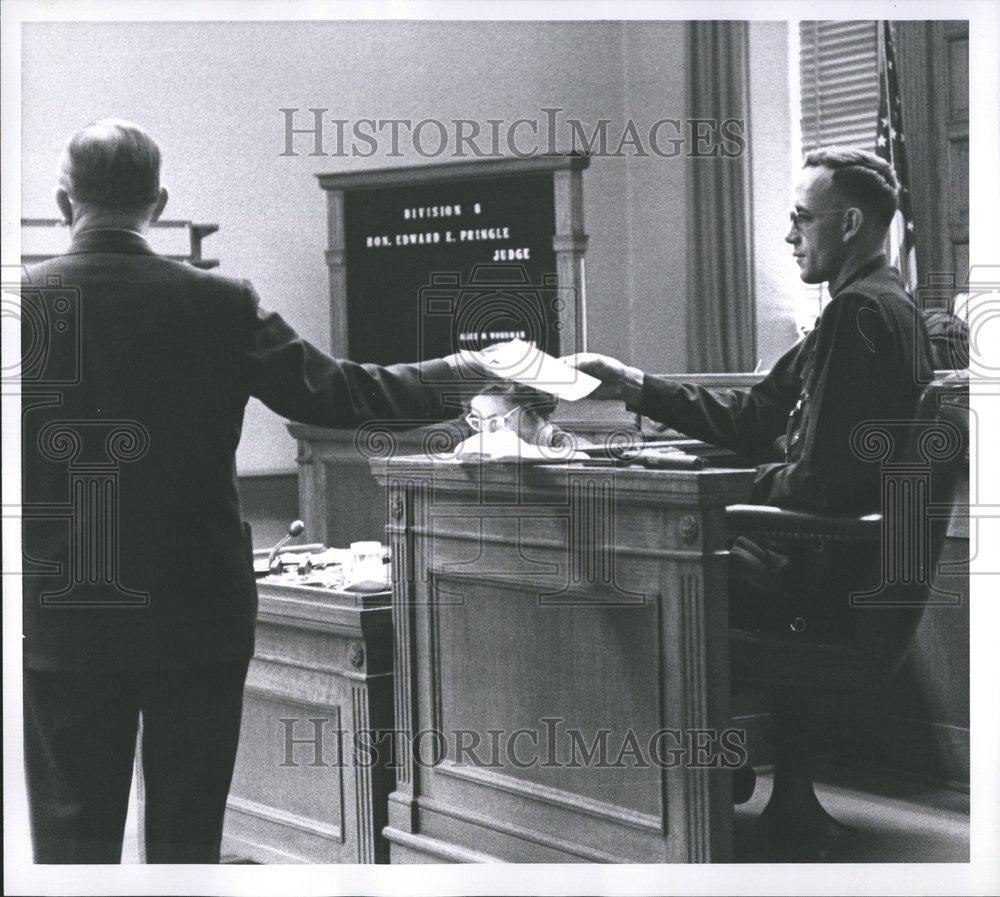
[465,339,600,401]
[450,429,589,463]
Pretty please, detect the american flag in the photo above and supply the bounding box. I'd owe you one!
[876,20,918,292]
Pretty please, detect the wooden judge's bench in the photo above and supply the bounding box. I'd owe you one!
[369,456,755,863]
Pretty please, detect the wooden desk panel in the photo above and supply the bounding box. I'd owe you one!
[222,581,394,863]
[371,459,754,863]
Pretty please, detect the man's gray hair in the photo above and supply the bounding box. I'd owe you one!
[59,119,161,212]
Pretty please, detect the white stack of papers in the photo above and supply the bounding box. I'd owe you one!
[447,429,589,464]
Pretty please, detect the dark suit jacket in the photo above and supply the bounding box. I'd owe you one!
[21,229,457,671]
[630,256,936,514]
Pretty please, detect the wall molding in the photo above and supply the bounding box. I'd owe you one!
[226,794,343,842]
[433,759,662,834]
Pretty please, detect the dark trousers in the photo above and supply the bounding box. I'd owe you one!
[23,658,250,864]
[728,534,860,642]
[728,535,793,635]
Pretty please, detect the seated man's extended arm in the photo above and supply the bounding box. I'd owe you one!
[627,343,805,463]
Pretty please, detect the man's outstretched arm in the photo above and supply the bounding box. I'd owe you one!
[241,283,472,428]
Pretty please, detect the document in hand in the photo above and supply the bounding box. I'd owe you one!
[464,339,600,401]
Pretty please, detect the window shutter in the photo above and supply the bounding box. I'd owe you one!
[793,20,880,331]
[799,20,878,152]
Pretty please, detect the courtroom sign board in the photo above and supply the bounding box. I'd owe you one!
[317,155,590,365]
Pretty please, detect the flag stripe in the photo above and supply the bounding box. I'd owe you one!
[876,20,918,292]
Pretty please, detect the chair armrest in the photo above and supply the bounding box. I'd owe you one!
[725,504,883,543]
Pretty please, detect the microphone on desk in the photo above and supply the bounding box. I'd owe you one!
[268,519,305,576]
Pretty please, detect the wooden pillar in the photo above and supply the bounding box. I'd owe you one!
[324,188,350,357]
[895,21,969,287]
[553,167,589,355]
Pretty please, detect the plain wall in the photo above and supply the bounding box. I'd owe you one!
[748,21,800,367]
[21,20,796,475]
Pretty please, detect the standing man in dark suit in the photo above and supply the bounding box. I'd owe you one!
[20,119,470,863]
[563,148,936,639]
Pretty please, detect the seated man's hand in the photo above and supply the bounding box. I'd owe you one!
[561,353,644,404]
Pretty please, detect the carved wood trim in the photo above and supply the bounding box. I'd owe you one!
[428,575,445,735]
[416,527,730,562]
[430,569,652,608]
[255,602,388,642]
[679,572,711,862]
[552,166,588,354]
[248,651,387,685]
[324,188,350,358]
[383,826,500,863]
[294,447,330,548]
[317,153,589,191]
[389,479,416,795]
[242,679,344,714]
[414,796,624,863]
[226,794,343,843]
[352,685,375,862]
[433,760,662,835]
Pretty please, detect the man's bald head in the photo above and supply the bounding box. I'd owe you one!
[58,119,162,214]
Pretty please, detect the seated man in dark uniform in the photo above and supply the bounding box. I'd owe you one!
[564,147,936,640]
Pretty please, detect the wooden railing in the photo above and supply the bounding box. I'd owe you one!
[21,217,219,269]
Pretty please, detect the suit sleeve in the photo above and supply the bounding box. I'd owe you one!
[749,292,893,510]
[241,283,459,428]
[627,342,804,462]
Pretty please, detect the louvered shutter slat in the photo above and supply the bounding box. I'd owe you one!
[800,19,878,153]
